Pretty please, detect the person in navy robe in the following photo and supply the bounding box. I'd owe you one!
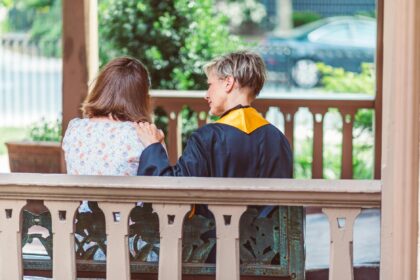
[136,51,292,178]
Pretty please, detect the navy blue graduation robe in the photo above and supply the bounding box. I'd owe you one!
[137,106,293,178]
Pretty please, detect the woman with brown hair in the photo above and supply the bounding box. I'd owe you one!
[62,56,153,176]
[62,57,159,261]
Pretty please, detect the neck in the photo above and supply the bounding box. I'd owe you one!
[226,90,254,109]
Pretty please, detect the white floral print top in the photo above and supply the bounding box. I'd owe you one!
[62,118,144,176]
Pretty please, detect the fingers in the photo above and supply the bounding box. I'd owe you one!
[149,123,158,137]
[158,129,164,139]
[135,122,166,148]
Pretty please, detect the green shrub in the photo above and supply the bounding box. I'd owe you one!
[317,63,375,95]
[317,62,374,132]
[28,0,62,57]
[293,11,322,27]
[2,0,62,57]
[29,119,62,142]
[317,62,375,179]
[293,137,312,179]
[100,0,244,90]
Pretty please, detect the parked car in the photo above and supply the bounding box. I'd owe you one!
[259,16,376,88]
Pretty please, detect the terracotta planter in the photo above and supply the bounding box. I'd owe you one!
[6,141,65,173]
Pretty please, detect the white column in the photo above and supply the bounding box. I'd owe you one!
[153,204,190,280]
[323,208,361,280]
[0,200,26,280]
[208,205,246,280]
[45,201,80,280]
[381,0,420,279]
[100,202,134,280]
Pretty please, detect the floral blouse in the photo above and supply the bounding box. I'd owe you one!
[62,118,144,176]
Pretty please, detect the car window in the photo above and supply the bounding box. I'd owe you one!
[308,23,352,45]
[349,21,376,47]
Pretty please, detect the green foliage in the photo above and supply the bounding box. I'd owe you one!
[180,107,198,149]
[293,11,322,27]
[317,63,375,95]
[0,0,14,7]
[3,4,35,31]
[27,0,61,56]
[355,10,376,18]
[323,144,342,180]
[293,137,312,179]
[317,62,375,132]
[100,0,244,90]
[352,142,374,179]
[29,119,62,142]
[317,62,375,178]
[2,0,61,56]
[294,130,374,180]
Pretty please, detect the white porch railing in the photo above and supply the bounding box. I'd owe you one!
[0,174,381,280]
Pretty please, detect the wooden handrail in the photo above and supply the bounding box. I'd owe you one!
[0,174,381,207]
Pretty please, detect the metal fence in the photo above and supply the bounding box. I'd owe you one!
[0,34,62,127]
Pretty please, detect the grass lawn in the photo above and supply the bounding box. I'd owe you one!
[0,127,29,155]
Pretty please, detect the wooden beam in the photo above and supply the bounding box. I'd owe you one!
[374,0,384,179]
[62,0,98,133]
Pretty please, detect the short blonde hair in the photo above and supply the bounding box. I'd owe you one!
[203,51,266,96]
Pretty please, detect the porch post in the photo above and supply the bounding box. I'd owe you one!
[153,204,190,280]
[44,201,80,280]
[381,0,420,278]
[0,200,26,280]
[62,0,98,133]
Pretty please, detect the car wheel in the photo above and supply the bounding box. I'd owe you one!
[291,59,320,89]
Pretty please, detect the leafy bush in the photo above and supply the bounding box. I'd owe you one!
[317,62,374,132]
[293,11,322,27]
[2,0,62,57]
[100,0,244,90]
[28,0,62,57]
[293,137,313,179]
[317,62,375,178]
[29,119,62,142]
[317,63,375,95]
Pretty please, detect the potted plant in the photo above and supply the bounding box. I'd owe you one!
[6,119,65,173]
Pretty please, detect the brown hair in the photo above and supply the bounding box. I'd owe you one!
[82,57,151,122]
[203,51,266,97]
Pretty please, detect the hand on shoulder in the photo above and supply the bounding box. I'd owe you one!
[135,122,165,148]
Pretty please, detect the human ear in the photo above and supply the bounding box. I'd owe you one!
[225,76,235,92]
